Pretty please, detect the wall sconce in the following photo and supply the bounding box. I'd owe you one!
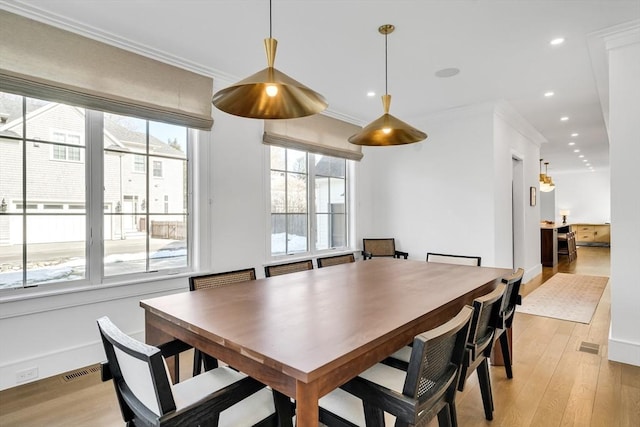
[559,209,570,224]
[115,201,122,213]
[0,198,7,213]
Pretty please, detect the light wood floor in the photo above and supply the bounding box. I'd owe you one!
[1,246,638,426]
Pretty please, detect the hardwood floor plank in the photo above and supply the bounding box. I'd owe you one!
[498,332,570,426]
[591,356,622,427]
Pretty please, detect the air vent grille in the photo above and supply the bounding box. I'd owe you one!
[62,365,101,382]
[578,341,600,355]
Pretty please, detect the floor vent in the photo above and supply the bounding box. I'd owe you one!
[62,365,101,382]
[578,341,600,355]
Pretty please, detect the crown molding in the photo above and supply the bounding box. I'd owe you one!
[494,100,547,147]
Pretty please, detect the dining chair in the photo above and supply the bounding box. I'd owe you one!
[97,316,285,427]
[264,259,313,277]
[318,305,473,427]
[457,286,505,421]
[382,252,481,371]
[558,231,577,262]
[317,253,356,268]
[189,268,257,376]
[361,238,408,260]
[492,267,525,379]
[426,252,482,266]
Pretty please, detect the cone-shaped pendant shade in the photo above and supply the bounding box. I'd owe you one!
[349,95,427,146]
[348,25,426,146]
[212,38,327,119]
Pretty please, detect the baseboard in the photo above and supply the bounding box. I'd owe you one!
[608,335,640,367]
[0,330,144,391]
[523,263,543,284]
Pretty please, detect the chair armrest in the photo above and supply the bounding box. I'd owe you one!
[158,339,192,358]
[340,375,417,423]
[394,251,409,259]
[361,250,373,260]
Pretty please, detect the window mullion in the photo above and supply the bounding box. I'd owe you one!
[308,153,316,254]
[86,109,104,284]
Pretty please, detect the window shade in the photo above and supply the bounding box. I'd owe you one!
[263,114,363,161]
[0,11,214,130]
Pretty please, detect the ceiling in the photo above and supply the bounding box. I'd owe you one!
[3,0,639,174]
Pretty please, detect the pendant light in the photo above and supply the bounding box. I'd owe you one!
[539,159,555,192]
[212,0,327,119]
[348,24,427,146]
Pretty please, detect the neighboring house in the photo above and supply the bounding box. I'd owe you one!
[0,95,186,245]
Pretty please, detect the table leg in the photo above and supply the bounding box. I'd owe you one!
[145,312,179,382]
[295,380,319,427]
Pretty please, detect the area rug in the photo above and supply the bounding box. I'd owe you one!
[516,273,609,324]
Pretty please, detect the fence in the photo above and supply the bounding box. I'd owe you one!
[151,221,186,240]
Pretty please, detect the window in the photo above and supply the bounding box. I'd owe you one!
[133,155,146,173]
[50,131,82,162]
[269,146,349,256]
[0,91,191,290]
[153,160,163,177]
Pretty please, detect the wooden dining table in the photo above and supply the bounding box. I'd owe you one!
[141,258,511,427]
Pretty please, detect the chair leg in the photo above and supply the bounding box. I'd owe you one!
[272,390,294,427]
[192,349,202,377]
[477,359,494,420]
[203,353,218,371]
[457,363,469,391]
[437,403,453,427]
[448,399,459,427]
[499,332,513,379]
[363,403,386,426]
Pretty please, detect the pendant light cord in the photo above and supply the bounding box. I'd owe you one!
[384,31,388,96]
[269,0,272,38]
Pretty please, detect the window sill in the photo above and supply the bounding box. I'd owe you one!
[0,272,192,319]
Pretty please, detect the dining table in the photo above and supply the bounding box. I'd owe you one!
[141,258,511,427]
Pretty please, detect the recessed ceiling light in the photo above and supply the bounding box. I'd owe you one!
[586,163,591,166]
[550,37,565,45]
[574,149,580,153]
[571,133,579,137]
[579,154,584,158]
[568,142,576,146]
[435,67,460,78]
[367,91,376,97]
[561,116,569,121]
[544,91,555,97]
[583,159,588,162]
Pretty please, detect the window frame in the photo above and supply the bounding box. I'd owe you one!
[267,145,352,260]
[0,92,196,294]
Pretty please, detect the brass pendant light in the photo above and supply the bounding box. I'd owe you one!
[539,159,555,192]
[212,0,327,119]
[348,24,427,146]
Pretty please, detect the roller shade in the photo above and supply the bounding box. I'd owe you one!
[263,114,363,161]
[0,11,214,130]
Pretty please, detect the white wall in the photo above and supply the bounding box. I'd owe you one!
[356,104,497,264]
[356,101,543,279]
[208,112,268,274]
[540,190,556,222]
[607,27,640,366]
[493,105,544,279]
[552,169,611,224]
